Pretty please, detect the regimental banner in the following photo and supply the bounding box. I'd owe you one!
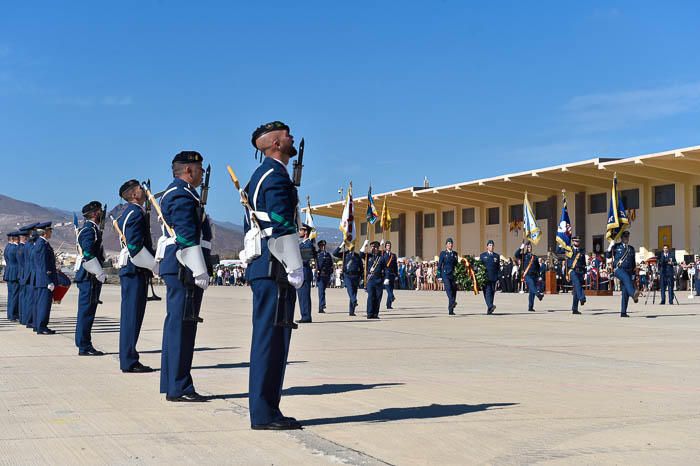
[606,174,630,242]
[340,183,354,246]
[523,192,542,245]
[556,191,573,257]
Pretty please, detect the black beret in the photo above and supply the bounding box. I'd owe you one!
[251,121,290,149]
[486,239,494,246]
[82,201,103,216]
[572,235,581,241]
[300,223,312,231]
[621,230,630,237]
[119,179,141,198]
[318,240,327,246]
[370,240,380,247]
[445,238,453,244]
[385,240,392,246]
[172,151,203,165]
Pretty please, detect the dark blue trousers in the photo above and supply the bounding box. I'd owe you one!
[483,280,496,311]
[524,275,538,310]
[6,281,19,320]
[23,285,35,327]
[160,274,201,397]
[343,275,360,313]
[296,266,312,321]
[18,284,27,323]
[444,276,457,311]
[249,278,293,426]
[366,277,383,317]
[570,271,586,311]
[317,275,330,310]
[119,272,148,371]
[659,275,674,304]
[76,280,102,351]
[34,286,52,331]
[695,277,700,296]
[615,268,636,315]
[384,278,395,308]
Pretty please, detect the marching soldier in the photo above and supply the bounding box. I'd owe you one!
[332,242,364,316]
[296,224,315,324]
[438,238,459,315]
[31,222,57,334]
[515,241,544,312]
[117,180,157,373]
[361,240,387,319]
[316,239,333,313]
[559,235,586,314]
[657,245,677,305]
[4,231,20,321]
[606,230,639,317]
[382,241,398,309]
[479,239,501,315]
[245,121,304,429]
[158,151,210,402]
[75,201,107,356]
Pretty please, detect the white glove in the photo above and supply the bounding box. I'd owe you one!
[96,271,107,283]
[361,239,369,251]
[383,279,390,285]
[194,273,209,290]
[288,267,304,289]
[607,240,615,252]
[520,242,525,250]
[47,283,55,292]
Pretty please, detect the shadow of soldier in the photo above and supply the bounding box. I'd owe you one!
[211,382,403,400]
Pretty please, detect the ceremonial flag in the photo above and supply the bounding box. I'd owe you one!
[523,192,542,245]
[556,191,573,257]
[380,197,391,233]
[339,183,354,246]
[606,174,629,242]
[366,185,378,224]
[305,196,317,240]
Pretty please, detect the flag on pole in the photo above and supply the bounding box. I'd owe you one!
[366,185,378,224]
[556,191,573,257]
[379,197,391,233]
[523,192,542,245]
[606,174,629,242]
[339,183,354,246]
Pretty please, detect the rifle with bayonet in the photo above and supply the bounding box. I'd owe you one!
[142,179,161,301]
[292,138,304,187]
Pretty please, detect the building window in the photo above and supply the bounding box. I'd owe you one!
[360,222,367,236]
[442,210,454,226]
[653,184,675,207]
[534,201,550,220]
[589,193,606,214]
[424,213,435,228]
[487,207,499,225]
[695,185,700,208]
[620,188,640,209]
[374,222,382,234]
[390,216,400,232]
[462,208,475,224]
[509,204,523,222]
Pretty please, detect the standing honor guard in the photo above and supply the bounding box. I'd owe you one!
[16,229,28,323]
[157,151,210,402]
[657,245,677,305]
[296,223,315,324]
[479,239,501,315]
[515,241,544,312]
[244,121,304,430]
[31,222,57,334]
[116,180,157,373]
[562,235,586,314]
[606,230,639,317]
[75,201,107,356]
[360,240,387,319]
[19,223,38,328]
[4,231,20,321]
[333,242,363,316]
[438,238,459,315]
[316,240,333,313]
[382,241,398,309]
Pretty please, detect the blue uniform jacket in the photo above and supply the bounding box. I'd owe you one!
[21,242,33,285]
[607,243,635,272]
[31,237,57,287]
[316,250,334,278]
[479,251,501,282]
[243,157,299,282]
[438,250,459,279]
[75,220,105,283]
[159,178,204,276]
[557,246,586,273]
[656,252,676,277]
[3,243,18,281]
[515,249,540,277]
[16,243,25,282]
[361,252,387,282]
[332,246,364,277]
[383,252,398,280]
[119,203,155,276]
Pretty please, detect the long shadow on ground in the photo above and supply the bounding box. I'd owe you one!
[212,382,402,399]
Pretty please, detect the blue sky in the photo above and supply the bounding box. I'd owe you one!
[2,1,700,227]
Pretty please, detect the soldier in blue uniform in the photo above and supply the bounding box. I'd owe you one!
[19,224,37,328]
[382,241,398,309]
[4,231,20,321]
[75,201,107,356]
[606,230,639,317]
[158,151,210,402]
[438,238,459,315]
[31,222,57,334]
[332,242,364,315]
[296,224,315,324]
[117,180,157,373]
[16,230,27,323]
[559,235,586,315]
[244,121,304,429]
[360,240,387,319]
[656,245,677,305]
[514,241,544,312]
[316,240,333,313]
[479,239,501,315]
